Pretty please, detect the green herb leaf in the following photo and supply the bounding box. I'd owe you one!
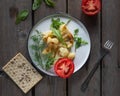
[74,29,79,34]
[31,45,40,51]
[81,40,88,45]
[66,19,71,25]
[44,0,55,7]
[34,51,44,68]
[31,35,39,43]
[51,18,64,30]
[75,37,82,49]
[32,0,42,11]
[45,53,55,70]
[30,30,45,68]
[15,10,29,24]
[50,18,66,45]
[30,30,55,70]
[51,27,66,46]
[74,29,88,49]
[75,37,88,49]
[74,28,79,40]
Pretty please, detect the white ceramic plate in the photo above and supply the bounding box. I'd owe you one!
[28,13,91,76]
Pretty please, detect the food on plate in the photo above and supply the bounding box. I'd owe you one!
[81,0,101,15]
[41,20,75,60]
[30,18,88,78]
[54,58,74,78]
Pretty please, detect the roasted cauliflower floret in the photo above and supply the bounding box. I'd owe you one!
[47,37,59,45]
[59,24,68,35]
[58,47,69,57]
[68,53,75,60]
[42,48,51,54]
[42,31,52,42]
[66,41,73,48]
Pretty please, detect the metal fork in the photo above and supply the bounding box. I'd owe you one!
[81,40,114,92]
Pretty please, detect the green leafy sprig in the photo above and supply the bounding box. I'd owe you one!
[50,18,67,45]
[31,30,55,70]
[51,18,64,29]
[74,29,88,49]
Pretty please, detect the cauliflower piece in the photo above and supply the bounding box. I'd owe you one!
[47,37,59,45]
[68,53,75,60]
[66,41,73,48]
[42,31,52,42]
[42,48,51,54]
[58,47,69,57]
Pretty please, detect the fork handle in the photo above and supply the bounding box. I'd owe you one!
[81,49,108,92]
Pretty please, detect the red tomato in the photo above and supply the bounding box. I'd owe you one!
[54,58,74,78]
[81,0,101,15]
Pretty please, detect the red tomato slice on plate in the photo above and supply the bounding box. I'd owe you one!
[81,0,101,15]
[54,58,74,78]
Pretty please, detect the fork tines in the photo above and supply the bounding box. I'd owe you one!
[104,40,114,49]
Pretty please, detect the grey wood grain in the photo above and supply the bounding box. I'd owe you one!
[102,0,120,96]
[68,0,101,96]
[0,0,32,96]
[33,1,67,96]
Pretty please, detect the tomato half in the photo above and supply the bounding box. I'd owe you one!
[54,58,74,79]
[81,0,101,15]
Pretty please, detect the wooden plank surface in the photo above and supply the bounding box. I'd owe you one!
[1,0,120,96]
[0,0,32,96]
[33,1,67,96]
[102,0,120,96]
[68,0,101,96]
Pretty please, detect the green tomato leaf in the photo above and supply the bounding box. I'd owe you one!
[32,0,42,11]
[15,10,29,24]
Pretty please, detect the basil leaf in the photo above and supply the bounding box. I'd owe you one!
[15,10,29,24]
[32,0,42,11]
[44,0,55,7]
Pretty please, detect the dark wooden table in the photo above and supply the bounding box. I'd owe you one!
[0,0,120,96]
